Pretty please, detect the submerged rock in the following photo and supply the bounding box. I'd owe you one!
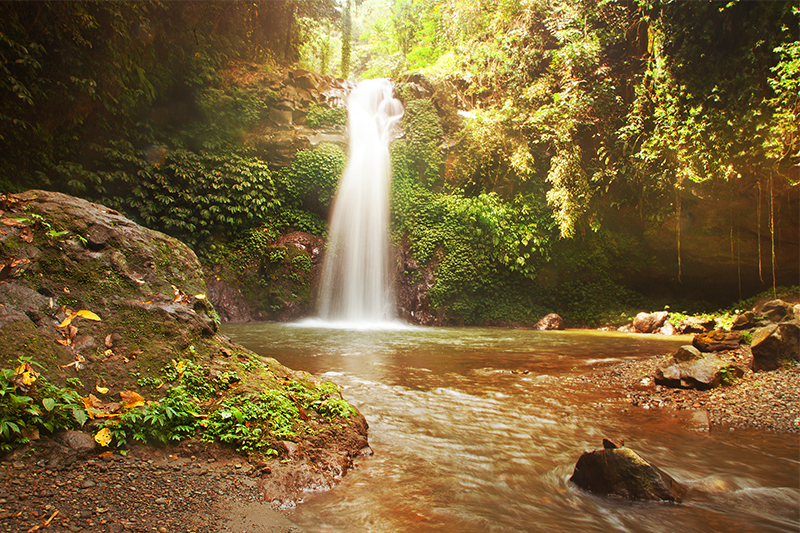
[570,443,686,502]
[654,345,744,389]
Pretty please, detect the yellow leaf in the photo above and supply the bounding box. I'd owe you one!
[120,390,145,409]
[194,293,206,300]
[94,427,112,447]
[174,360,186,377]
[75,309,101,321]
[96,384,109,394]
[58,309,101,328]
[14,362,26,374]
[21,371,37,386]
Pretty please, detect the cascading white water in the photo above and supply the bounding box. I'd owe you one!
[317,79,404,323]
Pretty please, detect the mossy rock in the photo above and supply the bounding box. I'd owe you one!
[0,191,365,464]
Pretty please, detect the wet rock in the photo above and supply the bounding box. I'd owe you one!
[655,320,676,336]
[533,313,565,331]
[570,444,686,502]
[62,431,96,454]
[205,269,252,323]
[692,330,741,352]
[731,311,757,330]
[654,345,744,390]
[751,321,800,371]
[675,316,715,334]
[760,299,791,323]
[633,311,669,334]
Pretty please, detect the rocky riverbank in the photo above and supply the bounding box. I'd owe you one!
[579,343,800,434]
[0,190,368,533]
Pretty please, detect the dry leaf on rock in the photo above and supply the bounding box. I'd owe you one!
[19,227,33,243]
[58,309,102,328]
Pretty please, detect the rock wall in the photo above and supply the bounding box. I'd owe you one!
[234,65,353,166]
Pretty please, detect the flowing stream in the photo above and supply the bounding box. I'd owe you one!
[223,323,800,533]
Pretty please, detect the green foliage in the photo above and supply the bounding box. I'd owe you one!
[391,95,443,187]
[292,254,313,273]
[72,145,282,250]
[283,143,347,216]
[285,380,356,421]
[106,386,199,446]
[203,389,300,454]
[0,359,87,450]
[392,177,555,324]
[306,103,347,128]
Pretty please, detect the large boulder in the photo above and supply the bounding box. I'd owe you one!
[655,345,744,389]
[633,311,669,333]
[533,313,565,331]
[751,321,800,371]
[0,190,218,387]
[759,299,792,323]
[570,443,686,502]
[692,330,741,352]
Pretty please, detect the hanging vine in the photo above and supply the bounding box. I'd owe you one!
[757,180,763,284]
[676,184,682,284]
[769,172,776,299]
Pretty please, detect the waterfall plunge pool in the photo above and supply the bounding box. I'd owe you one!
[222,323,800,533]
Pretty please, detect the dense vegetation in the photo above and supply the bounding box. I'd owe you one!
[0,0,797,325]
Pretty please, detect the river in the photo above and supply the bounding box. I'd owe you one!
[222,322,800,533]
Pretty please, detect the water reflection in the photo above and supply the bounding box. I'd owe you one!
[223,323,800,533]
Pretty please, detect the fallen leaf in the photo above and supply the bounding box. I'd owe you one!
[195,293,206,300]
[104,334,113,348]
[94,427,112,447]
[84,394,104,410]
[120,390,145,409]
[104,349,114,357]
[1,217,27,227]
[68,324,78,340]
[19,227,33,243]
[58,309,102,328]
[63,287,70,293]
[56,339,71,346]
[220,347,232,357]
[75,309,101,321]
[96,384,109,394]
[98,451,114,458]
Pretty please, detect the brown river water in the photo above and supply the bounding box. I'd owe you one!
[222,322,800,533]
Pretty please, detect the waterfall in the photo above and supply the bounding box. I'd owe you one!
[317,79,404,323]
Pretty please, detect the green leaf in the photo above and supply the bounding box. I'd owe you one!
[42,397,56,411]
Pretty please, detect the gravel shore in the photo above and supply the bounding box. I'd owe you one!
[0,440,299,533]
[589,345,800,433]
